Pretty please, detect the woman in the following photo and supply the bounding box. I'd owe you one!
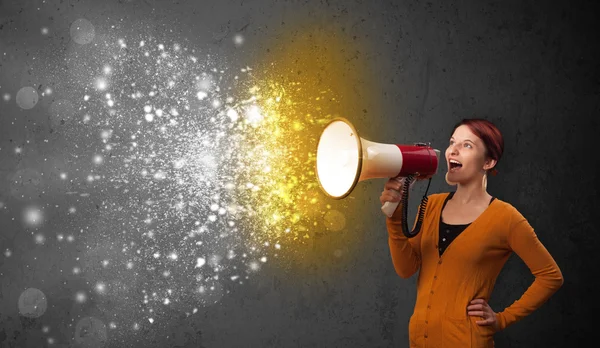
[380,118,563,347]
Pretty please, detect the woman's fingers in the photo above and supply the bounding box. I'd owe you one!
[475,318,495,325]
[467,310,485,317]
[466,304,484,311]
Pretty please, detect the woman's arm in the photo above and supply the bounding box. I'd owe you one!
[385,201,425,279]
[495,207,564,330]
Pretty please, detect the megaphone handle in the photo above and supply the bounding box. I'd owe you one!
[382,201,400,218]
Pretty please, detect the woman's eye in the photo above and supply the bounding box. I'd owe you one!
[464,143,471,148]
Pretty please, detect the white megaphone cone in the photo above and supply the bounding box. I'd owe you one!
[315,117,441,218]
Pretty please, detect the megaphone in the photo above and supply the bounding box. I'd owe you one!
[315,117,441,237]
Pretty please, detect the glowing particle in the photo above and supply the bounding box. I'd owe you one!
[249,261,260,271]
[16,87,39,109]
[197,91,207,100]
[145,114,154,122]
[173,159,185,169]
[57,234,64,241]
[75,291,87,303]
[246,105,263,125]
[153,252,160,258]
[196,257,205,268]
[143,105,152,113]
[169,252,177,260]
[95,78,107,91]
[140,41,145,47]
[4,249,12,257]
[2,93,11,101]
[226,108,239,122]
[24,206,44,228]
[260,257,267,263]
[41,27,49,35]
[155,109,163,117]
[149,318,154,324]
[233,34,244,46]
[103,65,112,74]
[95,282,106,294]
[73,267,80,274]
[212,99,221,108]
[210,204,219,211]
[163,298,170,305]
[93,155,103,165]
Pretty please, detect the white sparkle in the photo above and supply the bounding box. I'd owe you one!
[195,257,205,268]
[96,78,108,91]
[226,108,239,122]
[75,291,87,303]
[34,234,45,244]
[95,282,106,294]
[233,34,244,46]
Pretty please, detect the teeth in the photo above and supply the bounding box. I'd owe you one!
[450,160,461,165]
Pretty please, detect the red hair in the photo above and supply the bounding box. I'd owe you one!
[452,118,504,175]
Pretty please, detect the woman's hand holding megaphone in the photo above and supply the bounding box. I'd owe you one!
[380,177,417,218]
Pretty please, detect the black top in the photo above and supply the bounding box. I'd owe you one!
[438,192,496,257]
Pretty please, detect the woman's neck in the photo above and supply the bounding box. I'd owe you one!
[453,176,490,205]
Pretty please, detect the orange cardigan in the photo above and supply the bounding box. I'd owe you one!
[386,192,564,348]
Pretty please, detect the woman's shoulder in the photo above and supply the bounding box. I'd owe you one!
[489,197,528,220]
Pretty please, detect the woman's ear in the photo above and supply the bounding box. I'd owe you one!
[483,158,497,171]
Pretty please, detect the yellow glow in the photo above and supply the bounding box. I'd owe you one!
[231,24,378,262]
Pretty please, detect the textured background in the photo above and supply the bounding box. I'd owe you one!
[0,0,598,347]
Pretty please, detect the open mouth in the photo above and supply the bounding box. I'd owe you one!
[449,159,463,172]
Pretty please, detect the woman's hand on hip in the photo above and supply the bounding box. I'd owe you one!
[467,299,500,331]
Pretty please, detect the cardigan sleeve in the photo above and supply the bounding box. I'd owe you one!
[496,208,564,330]
[385,198,428,279]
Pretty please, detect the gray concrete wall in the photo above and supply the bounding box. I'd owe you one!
[0,0,596,347]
